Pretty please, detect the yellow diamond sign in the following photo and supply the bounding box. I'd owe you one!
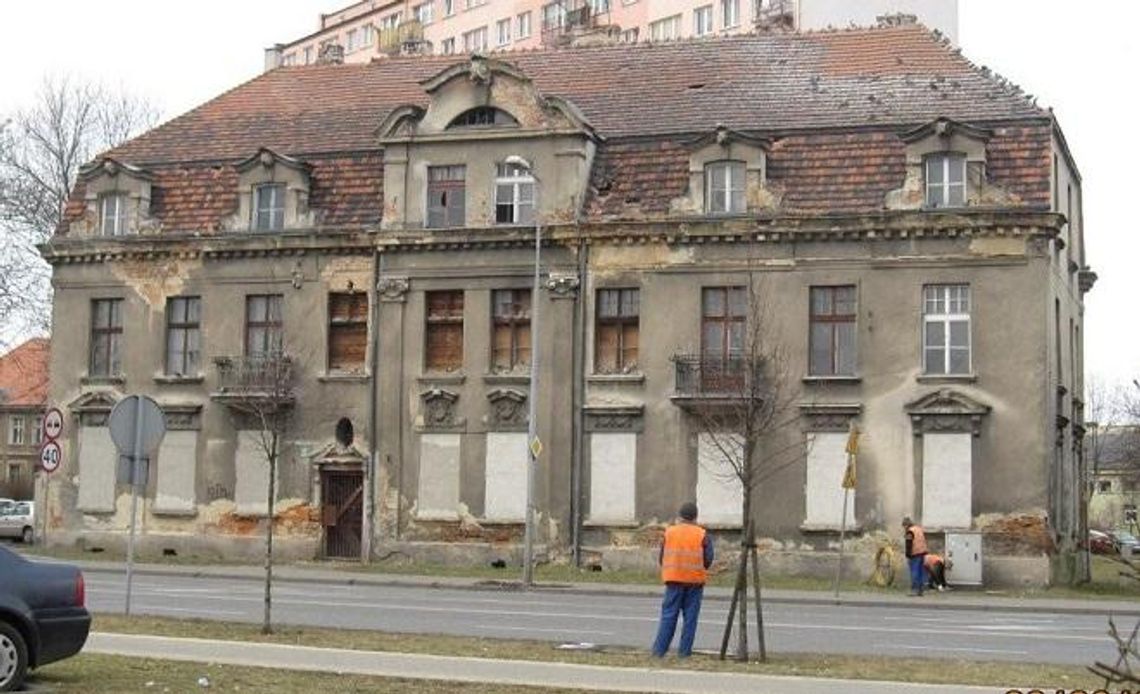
[529,436,543,458]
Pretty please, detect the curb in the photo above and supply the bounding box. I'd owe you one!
[74,562,1140,617]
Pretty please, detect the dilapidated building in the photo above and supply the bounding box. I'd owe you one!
[41,24,1093,585]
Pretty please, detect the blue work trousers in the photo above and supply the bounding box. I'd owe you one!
[652,582,704,657]
[909,555,927,594]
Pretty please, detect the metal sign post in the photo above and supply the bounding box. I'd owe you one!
[39,407,65,546]
[833,423,859,599]
[108,395,166,617]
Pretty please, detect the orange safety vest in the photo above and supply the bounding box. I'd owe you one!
[907,524,928,556]
[661,523,708,584]
[924,553,942,570]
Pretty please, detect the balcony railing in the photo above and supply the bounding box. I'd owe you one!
[213,354,295,401]
[541,2,612,46]
[674,354,753,398]
[377,20,426,56]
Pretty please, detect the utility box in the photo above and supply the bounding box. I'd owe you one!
[944,531,982,586]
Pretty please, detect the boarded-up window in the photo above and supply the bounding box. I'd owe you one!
[427,165,466,228]
[246,294,283,357]
[809,286,856,376]
[425,290,464,372]
[491,289,531,372]
[90,298,123,376]
[595,288,639,374]
[328,292,368,372]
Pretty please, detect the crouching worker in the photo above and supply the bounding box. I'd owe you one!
[924,553,951,591]
[651,502,714,658]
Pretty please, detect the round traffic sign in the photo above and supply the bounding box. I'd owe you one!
[108,395,166,456]
[40,440,62,473]
[43,408,64,441]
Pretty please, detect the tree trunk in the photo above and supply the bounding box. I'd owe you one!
[262,427,277,635]
[735,462,754,661]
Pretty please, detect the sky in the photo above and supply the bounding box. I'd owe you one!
[0,1,1136,388]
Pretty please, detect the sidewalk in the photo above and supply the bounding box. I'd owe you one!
[68,557,1140,617]
[85,632,998,694]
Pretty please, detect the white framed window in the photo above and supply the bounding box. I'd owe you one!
[925,153,966,208]
[253,183,285,231]
[496,18,511,46]
[649,14,681,41]
[721,0,739,28]
[517,11,532,38]
[694,5,714,36]
[705,160,746,214]
[922,284,971,375]
[495,162,535,225]
[303,46,313,64]
[379,13,400,31]
[8,416,25,446]
[542,2,565,30]
[282,53,297,66]
[362,24,375,45]
[463,26,488,52]
[441,37,456,54]
[415,2,434,25]
[591,0,611,11]
[620,27,639,42]
[32,416,43,446]
[444,0,455,17]
[346,28,359,51]
[100,193,128,236]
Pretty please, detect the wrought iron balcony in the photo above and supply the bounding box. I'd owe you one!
[212,354,295,405]
[674,354,748,396]
[377,20,427,56]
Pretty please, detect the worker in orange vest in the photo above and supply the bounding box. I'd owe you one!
[651,502,714,658]
[924,553,951,591]
[903,516,928,596]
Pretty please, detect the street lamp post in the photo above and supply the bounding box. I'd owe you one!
[505,155,541,588]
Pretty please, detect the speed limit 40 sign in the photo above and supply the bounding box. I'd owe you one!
[39,440,62,474]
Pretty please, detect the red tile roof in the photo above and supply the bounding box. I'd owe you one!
[108,25,1046,165]
[57,26,1055,234]
[0,338,50,408]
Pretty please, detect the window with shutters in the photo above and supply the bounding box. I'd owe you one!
[491,289,531,372]
[595,288,639,374]
[425,290,464,372]
[246,294,284,357]
[427,165,466,228]
[90,298,123,376]
[328,292,369,373]
[165,296,202,376]
[808,286,856,376]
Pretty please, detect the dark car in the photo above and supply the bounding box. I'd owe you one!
[0,546,90,691]
[1089,529,1116,554]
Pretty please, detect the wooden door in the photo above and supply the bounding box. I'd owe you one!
[320,468,363,560]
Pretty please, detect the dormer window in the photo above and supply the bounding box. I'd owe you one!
[706,160,746,214]
[495,162,535,225]
[925,153,966,208]
[100,194,129,236]
[448,107,518,129]
[253,183,285,231]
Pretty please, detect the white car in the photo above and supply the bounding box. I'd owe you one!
[0,501,35,544]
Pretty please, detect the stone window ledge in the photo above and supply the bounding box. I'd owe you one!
[318,373,370,383]
[482,373,530,386]
[80,375,125,386]
[916,374,977,385]
[799,524,863,535]
[417,374,466,386]
[583,520,640,528]
[477,518,524,526]
[587,373,646,385]
[151,508,198,518]
[414,512,460,522]
[802,375,861,385]
[154,374,205,385]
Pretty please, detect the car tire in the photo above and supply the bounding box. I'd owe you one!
[20,527,32,545]
[0,620,28,693]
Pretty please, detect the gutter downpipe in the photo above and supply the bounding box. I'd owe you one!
[570,210,587,567]
[363,248,380,563]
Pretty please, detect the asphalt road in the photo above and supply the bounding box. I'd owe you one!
[83,572,1126,667]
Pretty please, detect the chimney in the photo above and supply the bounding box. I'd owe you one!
[317,42,345,65]
[263,44,284,72]
[876,13,919,28]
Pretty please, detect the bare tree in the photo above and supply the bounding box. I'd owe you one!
[681,278,804,662]
[216,347,297,634]
[0,76,158,341]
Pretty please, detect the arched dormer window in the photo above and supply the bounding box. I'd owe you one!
[447,107,518,129]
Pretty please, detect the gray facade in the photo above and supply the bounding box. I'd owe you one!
[41,28,1092,584]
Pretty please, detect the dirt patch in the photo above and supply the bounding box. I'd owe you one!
[980,513,1055,555]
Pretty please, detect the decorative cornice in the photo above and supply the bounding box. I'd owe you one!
[798,402,862,432]
[900,117,994,144]
[905,388,991,437]
[544,271,580,299]
[583,404,644,433]
[377,275,410,302]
